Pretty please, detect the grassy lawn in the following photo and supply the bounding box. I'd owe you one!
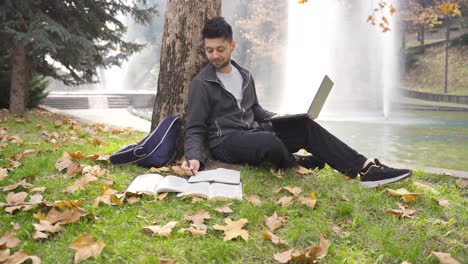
[1,109,467,263]
[403,43,468,96]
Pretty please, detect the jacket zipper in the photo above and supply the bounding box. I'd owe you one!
[215,120,222,137]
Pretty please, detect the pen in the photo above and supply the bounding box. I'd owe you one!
[185,158,196,176]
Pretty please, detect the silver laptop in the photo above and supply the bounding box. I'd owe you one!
[265,75,334,122]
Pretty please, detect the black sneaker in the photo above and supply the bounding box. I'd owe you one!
[295,155,326,170]
[359,159,411,188]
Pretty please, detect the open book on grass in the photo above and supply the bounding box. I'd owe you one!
[125,168,242,199]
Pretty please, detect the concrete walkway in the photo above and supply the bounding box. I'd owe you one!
[40,106,151,132]
[40,106,467,179]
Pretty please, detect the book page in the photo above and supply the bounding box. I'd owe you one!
[188,168,240,185]
[177,182,211,198]
[155,175,189,193]
[125,174,164,195]
[209,182,243,200]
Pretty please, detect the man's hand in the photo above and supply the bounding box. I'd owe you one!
[181,159,200,176]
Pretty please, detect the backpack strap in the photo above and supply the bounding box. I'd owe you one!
[109,116,180,165]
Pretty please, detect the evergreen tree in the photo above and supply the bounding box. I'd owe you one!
[0,0,157,114]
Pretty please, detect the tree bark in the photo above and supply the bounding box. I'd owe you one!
[9,45,29,115]
[150,0,221,156]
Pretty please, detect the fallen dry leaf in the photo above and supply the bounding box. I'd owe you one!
[265,211,287,233]
[213,218,249,241]
[0,168,7,180]
[159,258,176,264]
[277,186,302,196]
[386,188,420,203]
[262,230,288,246]
[85,154,109,162]
[33,220,63,234]
[157,192,169,201]
[215,205,234,214]
[54,200,84,208]
[243,194,261,206]
[386,203,417,218]
[331,226,350,237]
[171,165,185,176]
[31,187,47,193]
[270,168,284,178]
[192,197,204,203]
[82,165,108,178]
[292,235,330,262]
[8,135,23,144]
[149,166,171,174]
[127,197,140,204]
[66,174,98,193]
[3,179,33,192]
[431,251,461,264]
[178,226,207,236]
[34,206,90,225]
[277,196,294,207]
[0,249,41,264]
[296,166,314,175]
[298,192,317,209]
[92,185,123,206]
[89,136,102,146]
[274,248,295,263]
[2,192,41,214]
[455,178,468,188]
[144,221,178,237]
[184,210,211,226]
[69,233,105,263]
[413,181,440,194]
[436,199,450,207]
[0,231,21,248]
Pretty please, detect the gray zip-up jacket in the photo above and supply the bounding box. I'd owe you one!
[184,60,276,162]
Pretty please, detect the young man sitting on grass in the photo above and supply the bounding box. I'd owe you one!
[181,17,411,188]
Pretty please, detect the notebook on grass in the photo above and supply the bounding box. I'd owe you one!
[265,75,334,122]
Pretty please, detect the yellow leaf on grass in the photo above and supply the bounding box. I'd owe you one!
[144,221,178,237]
[213,218,249,241]
[54,200,84,208]
[386,188,420,203]
[69,233,105,263]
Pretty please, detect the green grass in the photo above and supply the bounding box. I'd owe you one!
[1,109,467,263]
[403,43,468,96]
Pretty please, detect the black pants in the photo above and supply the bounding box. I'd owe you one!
[210,118,367,178]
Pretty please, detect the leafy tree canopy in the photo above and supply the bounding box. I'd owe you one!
[0,0,157,85]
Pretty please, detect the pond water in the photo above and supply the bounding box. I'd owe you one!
[318,110,468,171]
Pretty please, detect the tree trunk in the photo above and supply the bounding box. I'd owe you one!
[444,17,451,94]
[151,0,221,157]
[9,45,29,115]
[419,25,425,46]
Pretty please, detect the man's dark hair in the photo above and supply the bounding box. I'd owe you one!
[202,17,233,41]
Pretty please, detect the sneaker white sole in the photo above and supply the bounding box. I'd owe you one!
[360,172,411,188]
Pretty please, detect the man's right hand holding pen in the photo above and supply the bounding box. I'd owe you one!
[182,158,200,176]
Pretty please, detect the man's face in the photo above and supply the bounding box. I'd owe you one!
[204,37,235,72]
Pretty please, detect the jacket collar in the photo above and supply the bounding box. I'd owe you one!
[204,59,249,83]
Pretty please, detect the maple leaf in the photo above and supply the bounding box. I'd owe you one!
[69,233,105,263]
[33,220,64,234]
[82,165,108,178]
[297,0,308,5]
[54,200,84,208]
[0,231,21,248]
[68,151,84,160]
[277,196,294,207]
[0,249,41,264]
[243,194,261,206]
[298,192,317,209]
[277,186,302,196]
[8,135,23,144]
[213,218,249,241]
[215,205,234,214]
[184,210,211,226]
[386,203,416,218]
[159,259,176,264]
[264,211,287,232]
[144,221,178,237]
[89,136,102,145]
[2,192,39,214]
[0,168,8,180]
[92,185,122,206]
[331,226,350,237]
[296,166,314,175]
[435,199,450,207]
[85,154,109,162]
[274,248,295,263]
[178,227,207,236]
[3,179,33,192]
[149,166,171,174]
[127,197,140,204]
[431,251,461,264]
[38,207,90,225]
[456,178,467,188]
[171,165,185,176]
[66,174,98,193]
[157,192,169,201]
[262,230,288,246]
[293,235,330,262]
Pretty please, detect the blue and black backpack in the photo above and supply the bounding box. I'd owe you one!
[110,116,180,168]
